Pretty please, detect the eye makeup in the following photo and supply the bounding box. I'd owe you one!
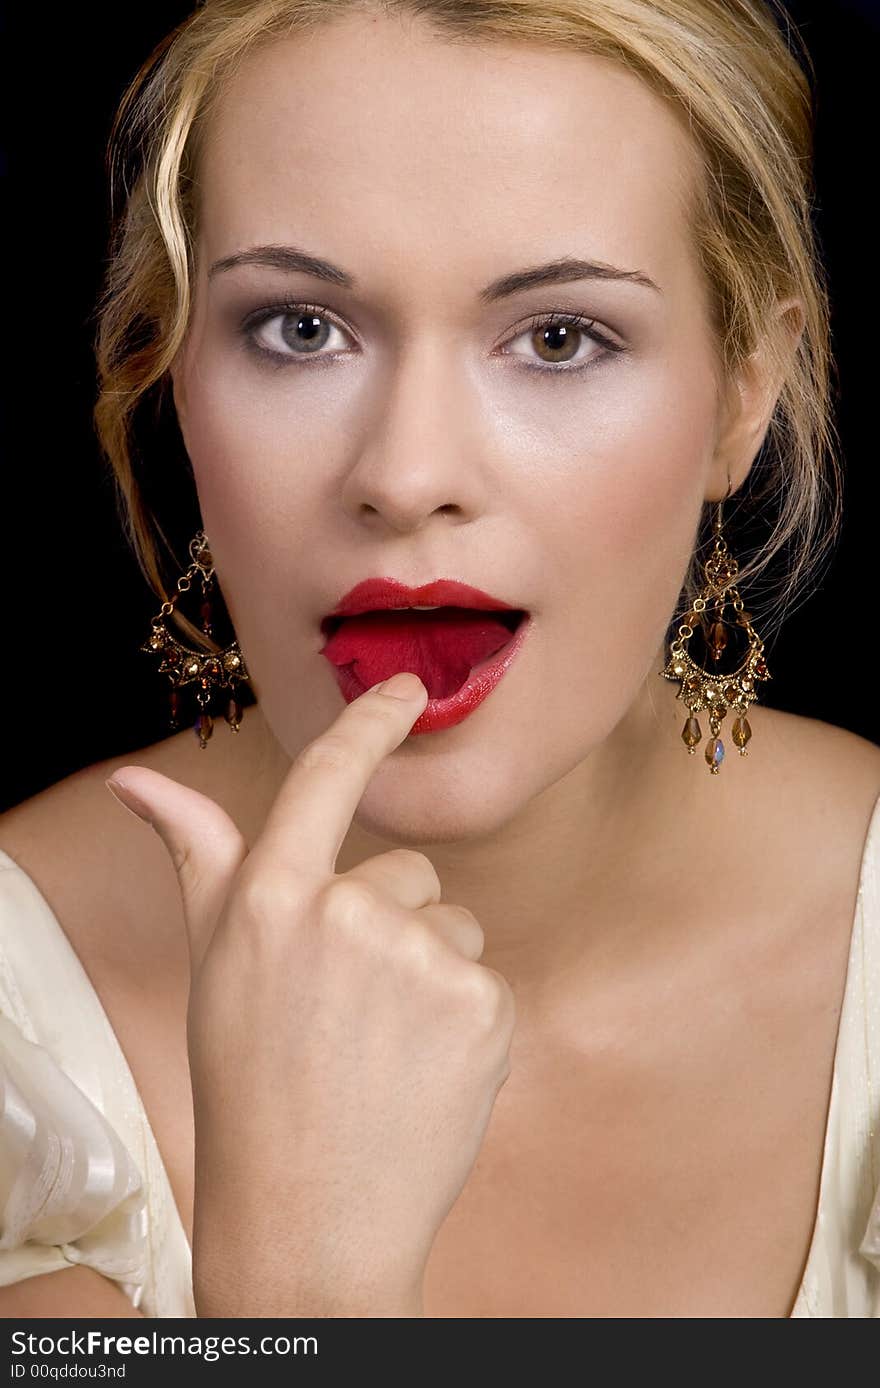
[235,298,629,376]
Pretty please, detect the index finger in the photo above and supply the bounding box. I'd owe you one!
[250,672,429,877]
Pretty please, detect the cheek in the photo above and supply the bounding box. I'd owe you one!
[179,353,312,529]
[504,351,717,587]
[492,354,718,735]
[561,380,713,610]
[174,352,331,637]
[170,397,316,765]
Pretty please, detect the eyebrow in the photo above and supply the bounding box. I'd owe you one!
[207,244,662,299]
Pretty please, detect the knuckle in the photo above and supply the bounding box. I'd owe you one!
[319,877,382,931]
[428,903,483,953]
[494,977,517,1037]
[398,918,447,971]
[368,694,412,725]
[296,734,354,774]
[384,848,442,890]
[459,912,486,955]
[453,904,483,933]
[233,868,302,926]
[438,904,485,949]
[457,964,511,1028]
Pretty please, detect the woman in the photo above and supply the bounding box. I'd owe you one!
[1,0,878,1318]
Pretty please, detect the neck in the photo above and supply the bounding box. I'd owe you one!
[224,640,746,1026]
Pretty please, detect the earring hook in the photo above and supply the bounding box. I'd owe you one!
[715,475,733,535]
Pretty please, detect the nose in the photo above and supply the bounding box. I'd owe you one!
[339,336,488,534]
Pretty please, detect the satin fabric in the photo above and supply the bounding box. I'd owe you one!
[0,790,879,1318]
[0,849,194,1317]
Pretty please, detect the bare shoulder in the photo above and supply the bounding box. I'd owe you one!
[0,724,249,973]
[758,703,880,820]
[0,723,264,1252]
[751,704,880,909]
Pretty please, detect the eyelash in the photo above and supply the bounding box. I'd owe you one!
[239,301,626,375]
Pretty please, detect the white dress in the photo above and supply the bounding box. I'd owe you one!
[1,791,879,1318]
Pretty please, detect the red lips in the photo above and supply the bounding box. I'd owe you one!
[321,608,519,699]
[322,577,522,619]
[319,578,527,705]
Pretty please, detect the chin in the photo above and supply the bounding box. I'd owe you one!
[353,772,534,847]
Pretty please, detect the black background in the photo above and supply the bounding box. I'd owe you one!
[3,0,878,811]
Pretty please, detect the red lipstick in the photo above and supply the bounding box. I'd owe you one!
[323,577,521,618]
[319,578,532,733]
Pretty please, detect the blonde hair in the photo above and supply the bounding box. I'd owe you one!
[93,0,843,655]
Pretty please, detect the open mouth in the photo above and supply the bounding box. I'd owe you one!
[319,606,528,702]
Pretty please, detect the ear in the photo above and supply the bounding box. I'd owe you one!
[708,295,805,502]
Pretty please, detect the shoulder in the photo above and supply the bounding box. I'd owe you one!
[0,729,211,978]
[757,705,880,848]
[0,710,271,987]
[757,702,880,778]
[739,706,880,960]
[0,696,282,1021]
[672,703,880,956]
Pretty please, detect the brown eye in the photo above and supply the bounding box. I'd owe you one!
[530,320,584,365]
[501,312,617,373]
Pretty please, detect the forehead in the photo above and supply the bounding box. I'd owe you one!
[196,11,702,298]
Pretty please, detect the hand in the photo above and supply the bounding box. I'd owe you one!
[106,672,516,1318]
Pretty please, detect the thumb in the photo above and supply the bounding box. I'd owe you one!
[105,765,249,974]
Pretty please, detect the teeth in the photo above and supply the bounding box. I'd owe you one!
[408,605,442,611]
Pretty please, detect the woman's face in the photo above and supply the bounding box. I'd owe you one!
[172,10,729,843]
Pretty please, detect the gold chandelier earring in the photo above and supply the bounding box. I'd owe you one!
[659,483,771,775]
[139,530,251,749]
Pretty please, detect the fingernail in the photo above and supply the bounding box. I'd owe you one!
[379,672,425,699]
[105,777,153,825]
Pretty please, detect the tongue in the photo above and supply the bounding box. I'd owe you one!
[321,608,515,699]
